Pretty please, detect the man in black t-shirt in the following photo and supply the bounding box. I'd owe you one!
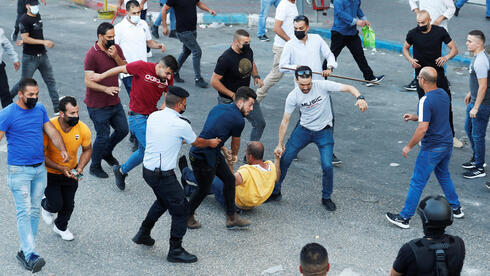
[402,10,459,142]
[161,0,216,88]
[9,0,60,113]
[11,0,46,42]
[390,195,465,276]
[211,29,265,144]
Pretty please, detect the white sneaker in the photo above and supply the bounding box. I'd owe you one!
[453,137,464,148]
[41,205,55,225]
[147,51,152,58]
[53,224,74,241]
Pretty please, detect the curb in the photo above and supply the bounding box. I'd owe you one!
[70,0,471,66]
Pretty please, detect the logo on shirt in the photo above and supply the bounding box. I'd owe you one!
[145,74,167,89]
[75,134,80,140]
[238,58,252,79]
[301,96,322,108]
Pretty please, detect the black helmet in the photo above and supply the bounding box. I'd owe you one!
[417,195,453,229]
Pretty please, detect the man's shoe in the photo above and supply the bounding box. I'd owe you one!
[332,153,342,166]
[453,137,464,148]
[187,215,201,229]
[132,227,155,246]
[151,25,159,38]
[485,182,490,190]
[461,159,486,169]
[195,77,208,88]
[386,212,410,229]
[16,251,28,270]
[89,166,109,178]
[167,240,198,263]
[403,78,417,91]
[53,224,74,241]
[174,72,185,83]
[463,168,486,179]
[322,198,336,211]
[453,207,464,219]
[366,75,385,87]
[257,34,270,42]
[226,212,251,229]
[265,192,282,203]
[113,165,127,191]
[25,254,46,273]
[103,153,119,166]
[41,204,55,225]
[169,30,177,38]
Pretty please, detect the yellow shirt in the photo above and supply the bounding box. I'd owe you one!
[236,160,276,208]
[43,117,91,174]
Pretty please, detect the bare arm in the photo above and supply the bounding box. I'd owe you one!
[234,171,243,186]
[44,154,75,179]
[339,84,368,112]
[43,121,69,162]
[84,71,120,95]
[470,78,488,117]
[147,40,166,52]
[211,72,235,98]
[274,112,291,158]
[91,65,128,82]
[403,41,420,69]
[191,137,221,148]
[273,20,289,41]
[231,137,240,157]
[274,155,281,184]
[77,144,93,174]
[0,130,4,142]
[21,33,52,47]
[196,1,216,15]
[389,267,403,276]
[161,5,170,29]
[402,122,429,158]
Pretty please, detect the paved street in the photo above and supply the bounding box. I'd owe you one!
[0,0,489,275]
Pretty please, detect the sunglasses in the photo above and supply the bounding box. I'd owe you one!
[294,15,307,21]
[296,69,312,77]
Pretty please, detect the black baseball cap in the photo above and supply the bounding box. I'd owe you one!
[26,0,40,5]
[168,86,189,98]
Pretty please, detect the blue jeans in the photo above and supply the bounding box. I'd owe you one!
[122,76,132,96]
[464,103,490,169]
[8,164,47,261]
[182,167,224,206]
[218,96,266,141]
[87,103,129,168]
[154,0,176,30]
[274,125,334,199]
[121,114,148,174]
[400,147,461,219]
[257,0,281,37]
[10,54,60,112]
[176,30,202,80]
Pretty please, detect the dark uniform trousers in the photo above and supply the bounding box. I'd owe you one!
[41,173,78,231]
[140,167,188,239]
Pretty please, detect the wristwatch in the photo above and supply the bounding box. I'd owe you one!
[357,95,365,100]
[253,75,261,79]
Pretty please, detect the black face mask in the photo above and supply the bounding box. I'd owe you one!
[105,39,115,49]
[418,25,429,32]
[66,116,79,127]
[240,43,250,53]
[179,104,187,114]
[24,97,38,109]
[294,30,306,40]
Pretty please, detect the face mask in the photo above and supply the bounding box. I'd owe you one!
[66,116,79,127]
[294,30,306,40]
[105,39,115,49]
[240,43,250,53]
[30,5,39,15]
[24,96,38,109]
[129,15,140,24]
[418,25,429,32]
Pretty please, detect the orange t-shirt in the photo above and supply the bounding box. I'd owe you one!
[43,117,91,174]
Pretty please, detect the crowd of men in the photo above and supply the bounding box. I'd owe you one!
[0,0,488,274]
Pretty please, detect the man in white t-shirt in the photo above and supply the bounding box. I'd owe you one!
[268,66,368,212]
[115,0,166,95]
[256,0,298,102]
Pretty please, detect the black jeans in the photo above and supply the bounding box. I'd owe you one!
[326,30,375,81]
[41,173,78,231]
[87,103,129,168]
[188,153,236,216]
[0,62,13,108]
[140,167,188,239]
[415,69,455,137]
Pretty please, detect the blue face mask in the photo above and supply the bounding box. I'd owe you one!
[30,5,39,15]
[129,15,140,24]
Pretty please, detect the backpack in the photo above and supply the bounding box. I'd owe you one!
[408,236,463,276]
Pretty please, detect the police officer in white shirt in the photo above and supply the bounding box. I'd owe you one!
[270,66,367,212]
[131,86,220,263]
[115,0,166,95]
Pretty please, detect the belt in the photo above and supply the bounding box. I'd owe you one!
[25,162,43,168]
[25,53,46,57]
[144,167,175,176]
[129,111,149,117]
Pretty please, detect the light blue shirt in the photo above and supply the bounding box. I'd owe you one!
[143,108,197,171]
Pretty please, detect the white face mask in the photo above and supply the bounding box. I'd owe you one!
[129,15,140,24]
[30,5,39,15]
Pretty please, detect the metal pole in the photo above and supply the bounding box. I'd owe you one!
[297,0,304,15]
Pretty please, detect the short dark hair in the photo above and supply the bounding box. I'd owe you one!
[294,15,309,26]
[59,96,77,113]
[300,243,329,276]
[97,22,114,37]
[295,65,313,80]
[234,86,256,103]
[126,0,140,11]
[19,78,38,93]
[165,93,184,108]
[246,142,264,160]
[469,30,486,44]
[160,55,178,72]
[234,29,250,41]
